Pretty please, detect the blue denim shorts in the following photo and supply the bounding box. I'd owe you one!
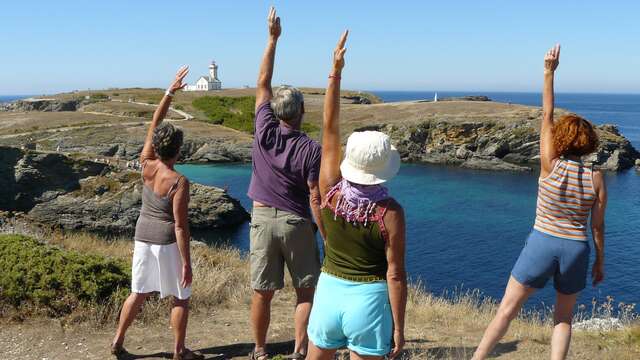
[512,229,590,295]
[307,273,392,356]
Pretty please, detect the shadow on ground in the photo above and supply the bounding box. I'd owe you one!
[404,340,519,359]
[115,339,517,359]
[196,340,295,359]
[115,340,295,359]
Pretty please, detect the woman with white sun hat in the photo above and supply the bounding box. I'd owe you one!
[306,30,407,360]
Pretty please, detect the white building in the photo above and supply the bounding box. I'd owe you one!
[185,61,222,91]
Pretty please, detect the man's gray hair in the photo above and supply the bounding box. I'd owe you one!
[271,85,304,123]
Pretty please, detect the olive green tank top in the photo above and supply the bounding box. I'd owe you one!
[320,199,389,282]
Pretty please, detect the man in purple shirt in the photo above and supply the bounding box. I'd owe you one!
[248,7,324,360]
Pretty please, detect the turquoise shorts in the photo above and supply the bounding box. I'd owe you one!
[307,273,392,356]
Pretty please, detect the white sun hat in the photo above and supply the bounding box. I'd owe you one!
[340,131,401,185]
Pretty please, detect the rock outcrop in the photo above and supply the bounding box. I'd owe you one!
[0,147,249,236]
[372,121,639,172]
[440,96,492,102]
[1,98,80,112]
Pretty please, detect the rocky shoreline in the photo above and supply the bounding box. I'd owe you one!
[380,120,639,172]
[0,146,249,238]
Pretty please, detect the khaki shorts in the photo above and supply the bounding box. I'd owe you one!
[250,207,320,290]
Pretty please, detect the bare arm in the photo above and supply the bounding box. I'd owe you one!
[319,30,348,198]
[385,202,407,359]
[172,178,193,288]
[540,44,561,177]
[308,180,326,241]
[255,6,281,110]
[140,66,189,163]
[590,170,607,286]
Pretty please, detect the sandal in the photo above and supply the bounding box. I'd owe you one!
[174,348,205,360]
[110,343,126,357]
[249,350,269,360]
[284,352,306,359]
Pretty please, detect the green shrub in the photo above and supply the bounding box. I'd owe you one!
[174,104,185,111]
[90,93,109,100]
[0,234,130,316]
[192,96,256,133]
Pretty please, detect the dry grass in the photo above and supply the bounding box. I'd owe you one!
[45,231,253,326]
[3,231,639,359]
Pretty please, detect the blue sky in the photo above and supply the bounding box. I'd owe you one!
[1,0,639,95]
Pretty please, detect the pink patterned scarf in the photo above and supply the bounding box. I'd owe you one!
[327,179,390,226]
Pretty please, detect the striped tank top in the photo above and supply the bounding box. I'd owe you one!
[533,159,596,241]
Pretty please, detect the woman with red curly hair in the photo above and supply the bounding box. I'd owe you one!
[473,45,608,360]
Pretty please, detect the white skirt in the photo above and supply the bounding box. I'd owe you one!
[131,241,192,300]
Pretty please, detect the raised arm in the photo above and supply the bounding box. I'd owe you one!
[140,66,189,162]
[255,6,281,110]
[540,44,561,176]
[384,202,407,359]
[319,30,348,197]
[172,178,193,289]
[590,171,607,286]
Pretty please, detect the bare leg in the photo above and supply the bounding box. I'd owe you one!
[306,341,337,360]
[171,297,190,355]
[251,289,275,355]
[551,291,577,360]
[112,292,150,347]
[472,276,536,360]
[293,287,314,355]
[350,351,383,360]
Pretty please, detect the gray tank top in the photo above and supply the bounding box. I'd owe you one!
[134,168,183,245]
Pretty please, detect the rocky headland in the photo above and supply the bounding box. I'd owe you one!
[1,90,637,172]
[335,100,640,171]
[0,146,248,237]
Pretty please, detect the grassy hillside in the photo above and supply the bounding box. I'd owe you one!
[193,95,319,135]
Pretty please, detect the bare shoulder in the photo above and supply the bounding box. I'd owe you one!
[591,169,606,191]
[382,198,405,222]
[141,159,158,180]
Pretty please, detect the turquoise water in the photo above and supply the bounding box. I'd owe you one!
[178,163,640,310]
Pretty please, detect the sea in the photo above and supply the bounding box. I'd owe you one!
[177,91,640,312]
[0,95,32,104]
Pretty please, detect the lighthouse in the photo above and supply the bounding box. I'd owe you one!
[185,60,222,91]
[209,61,220,83]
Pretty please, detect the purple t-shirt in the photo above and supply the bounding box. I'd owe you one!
[247,101,321,218]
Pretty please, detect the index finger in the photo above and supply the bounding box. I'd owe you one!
[177,67,189,79]
[555,43,561,58]
[337,29,349,49]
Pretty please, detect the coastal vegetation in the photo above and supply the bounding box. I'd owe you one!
[192,95,319,134]
[192,96,256,132]
[0,234,129,318]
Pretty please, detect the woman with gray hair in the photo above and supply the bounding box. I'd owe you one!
[111,67,203,360]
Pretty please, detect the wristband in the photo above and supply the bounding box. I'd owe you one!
[165,89,175,97]
[329,75,341,80]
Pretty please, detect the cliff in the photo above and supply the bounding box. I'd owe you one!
[336,101,640,171]
[0,147,249,236]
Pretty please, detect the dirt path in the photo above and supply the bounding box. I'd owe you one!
[3,297,634,360]
[0,100,194,140]
[1,299,300,360]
